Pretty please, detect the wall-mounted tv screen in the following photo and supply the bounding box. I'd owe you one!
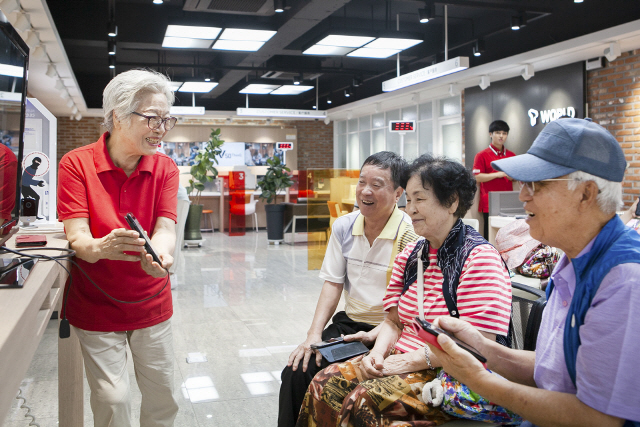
[0,11,28,240]
[161,141,285,167]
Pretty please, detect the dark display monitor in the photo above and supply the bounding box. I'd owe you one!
[0,10,28,245]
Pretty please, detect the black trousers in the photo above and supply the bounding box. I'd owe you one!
[277,311,375,427]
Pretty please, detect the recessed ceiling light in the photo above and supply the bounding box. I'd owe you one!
[212,40,265,51]
[239,84,281,94]
[302,45,354,56]
[270,85,314,95]
[169,82,183,91]
[0,64,23,77]
[165,25,221,40]
[178,82,219,93]
[219,29,276,42]
[153,0,163,4]
[317,35,375,48]
[347,48,401,58]
[162,37,214,49]
[366,38,422,50]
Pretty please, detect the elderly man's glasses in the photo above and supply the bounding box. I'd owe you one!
[131,111,177,131]
[518,178,579,196]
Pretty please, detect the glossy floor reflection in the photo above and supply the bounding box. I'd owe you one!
[2,231,321,427]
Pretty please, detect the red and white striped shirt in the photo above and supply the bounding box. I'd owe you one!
[383,241,512,353]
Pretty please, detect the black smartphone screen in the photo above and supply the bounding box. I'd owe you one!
[310,337,344,349]
[125,213,163,266]
[415,317,487,363]
[635,198,640,217]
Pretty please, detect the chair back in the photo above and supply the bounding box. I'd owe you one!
[327,201,340,218]
[461,218,480,232]
[509,282,547,351]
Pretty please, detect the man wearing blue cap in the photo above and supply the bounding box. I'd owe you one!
[427,118,640,426]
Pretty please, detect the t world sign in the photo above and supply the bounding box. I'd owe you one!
[527,106,576,126]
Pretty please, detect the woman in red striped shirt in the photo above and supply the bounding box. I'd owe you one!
[296,155,512,427]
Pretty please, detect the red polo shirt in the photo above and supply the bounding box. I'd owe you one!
[0,144,17,222]
[473,144,515,213]
[57,133,179,331]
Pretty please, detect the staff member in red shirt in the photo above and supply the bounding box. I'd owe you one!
[57,69,180,427]
[0,143,17,225]
[472,120,515,238]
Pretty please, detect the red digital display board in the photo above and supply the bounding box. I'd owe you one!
[277,142,294,151]
[389,121,416,132]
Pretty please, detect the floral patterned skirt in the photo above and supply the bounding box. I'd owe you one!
[295,354,454,427]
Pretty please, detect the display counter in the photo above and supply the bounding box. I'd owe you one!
[0,233,83,426]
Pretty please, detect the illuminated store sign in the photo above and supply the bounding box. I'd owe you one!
[276,142,294,151]
[389,121,415,132]
[528,106,576,126]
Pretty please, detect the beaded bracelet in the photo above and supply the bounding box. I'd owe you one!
[424,347,434,370]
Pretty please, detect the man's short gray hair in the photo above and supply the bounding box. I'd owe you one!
[102,69,175,132]
[566,170,622,214]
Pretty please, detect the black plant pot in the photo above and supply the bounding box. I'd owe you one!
[264,203,285,242]
[184,204,203,241]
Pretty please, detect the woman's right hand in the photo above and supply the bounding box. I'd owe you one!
[360,351,386,379]
[97,228,146,262]
[343,330,376,347]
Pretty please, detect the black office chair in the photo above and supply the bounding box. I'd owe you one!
[509,282,547,351]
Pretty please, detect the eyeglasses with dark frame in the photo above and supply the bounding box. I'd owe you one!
[131,111,177,131]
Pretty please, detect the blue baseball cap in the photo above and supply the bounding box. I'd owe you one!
[491,118,626,183]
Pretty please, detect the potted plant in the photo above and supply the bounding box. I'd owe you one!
[184,128,224,241]
[256,156,294,242]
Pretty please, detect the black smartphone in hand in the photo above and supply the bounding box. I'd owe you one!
[635,197,640,217]
[310,337,344,349]
[125,213,163,267]
[414,317,487,364]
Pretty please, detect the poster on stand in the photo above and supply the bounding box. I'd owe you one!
[22,98,57,225]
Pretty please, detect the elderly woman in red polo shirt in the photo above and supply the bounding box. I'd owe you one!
[296,155,513,426]
[57,69,179,426]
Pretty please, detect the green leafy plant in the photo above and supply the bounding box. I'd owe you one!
[187,128,224,205]
[256,156,294,204]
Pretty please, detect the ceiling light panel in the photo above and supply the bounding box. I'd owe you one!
[302,45,354,56]
[317,35,375,48]
[178,82,219,93]
[347,48,401,58]
[219,29,276,42]
[366,38,422,50]
[169,82,183,91]
[239,84,281,94]
[270,85,314,95]
[162,37,213,49]
[212,40,265,51]
[0,64,24,77]
[165,25,221,40]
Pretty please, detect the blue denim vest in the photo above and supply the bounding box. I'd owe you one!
[546,215,640,426]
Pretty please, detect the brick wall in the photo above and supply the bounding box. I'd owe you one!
[291,120,334,169]
[55,116,334,170]
[56,116,105,163]
[587,49,640,209]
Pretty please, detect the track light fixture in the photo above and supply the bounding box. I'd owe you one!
[293,74,302,85]
[344,87,354,98]
[327,93,332,104]
[108,40,116,55]
[153,0,163,4]
[511,14,525,30]
[11,12,31,32]
[107,21,117,37]
[473,38,485,57]
[418,3,435,23]
[45,64,57,78]
[204,73,211,82]
[109,56,116,69]
[0,0,20,14]
[274,0,284,13]
[352,75,363,87]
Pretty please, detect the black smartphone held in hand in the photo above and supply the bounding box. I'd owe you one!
[125,213,163,267]
[413,317,487,364]
[635,197,640,217]
[310,337,344,349]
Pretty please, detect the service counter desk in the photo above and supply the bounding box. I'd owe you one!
[0,232,83,426]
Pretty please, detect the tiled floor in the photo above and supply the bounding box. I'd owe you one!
[2,231,323,427]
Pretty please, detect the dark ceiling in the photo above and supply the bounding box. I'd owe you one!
[46,0,640,112]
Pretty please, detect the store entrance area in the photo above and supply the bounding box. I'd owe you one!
[2,231,320,426]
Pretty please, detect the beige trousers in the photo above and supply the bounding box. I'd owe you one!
[74,319,179,427]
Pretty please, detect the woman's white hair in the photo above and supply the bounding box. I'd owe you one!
[102,69,175,132]
[566,170,622,214]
